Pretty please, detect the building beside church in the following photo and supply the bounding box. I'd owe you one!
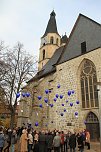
[18,11,101,141]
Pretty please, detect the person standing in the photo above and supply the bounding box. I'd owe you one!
[20,129,28,152]
[86,131,90,150]
[69,130,76,152]
[53,132,61,152]
[11,129,17,152]
[28,130,33,152]
[4,128,12,152]
[38,130,46,152]
[0,127,5,152]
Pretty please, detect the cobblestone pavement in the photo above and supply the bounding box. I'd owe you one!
[11,141,101,152]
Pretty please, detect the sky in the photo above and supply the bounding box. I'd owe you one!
[0,0,101,57]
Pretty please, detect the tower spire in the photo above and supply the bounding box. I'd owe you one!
[42,10,59,37]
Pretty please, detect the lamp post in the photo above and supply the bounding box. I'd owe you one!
[96,82,101,151]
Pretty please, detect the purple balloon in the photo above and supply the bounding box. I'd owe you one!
[39,104,42,108]
[44,98,48,103]
[16,93,20,98]
[76,101,79,104]
[22,93,26,97]
[68,91,71,96]
[57,84,60,88]
[62,104,64,106]
[56,94,59,98]
[72,90,75,94]
[38,96,42,100]
[50,104,53,107]
[60,113,64,116]
[45,89,49,94]
[66,100,68,103]
[75,112,78,116]
[70,103,73,107]
[35,122,38,126]
[26,92,30,97]
[64,109,66,112]
[60,95,63,99]
[54,98,57,102]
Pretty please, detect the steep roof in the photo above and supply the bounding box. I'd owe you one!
[42,10,59,37]
[57,14,101,64]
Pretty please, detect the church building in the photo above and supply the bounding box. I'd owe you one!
[18,11,101,141]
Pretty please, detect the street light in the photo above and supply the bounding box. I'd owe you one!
[96,82,101,151]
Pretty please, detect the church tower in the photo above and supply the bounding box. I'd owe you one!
[38,10,61,71]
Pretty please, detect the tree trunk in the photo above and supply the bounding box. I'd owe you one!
[10,111,15,129]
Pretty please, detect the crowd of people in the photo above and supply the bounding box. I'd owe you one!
[0,125,90,152]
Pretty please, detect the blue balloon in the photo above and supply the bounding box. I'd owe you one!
[60,113,64,116]
[75,112,78,116]
[44,98,48,103]
[66,100,68,103]
[57,84,60,88]
[50,104,53,107]
[26,92,30,97]
[16,92,20,98]
[68,90,71,96]
[60,95,63,99]
[72,90,75,94]
[76,101,79,104]
[35,122,38,126]
[38,96,42,100]
[70,103,73,107]
[64,109,66,112]
[22,93,26,97]
[62,104,64,106]
[45,89,49,94]
[56,94,59,98]
[54,98,57,102]
[39,104,42,108]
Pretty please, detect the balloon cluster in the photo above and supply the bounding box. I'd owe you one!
[16,92,30,98]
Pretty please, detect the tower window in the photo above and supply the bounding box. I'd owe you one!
[81,41,86,54]
[43,49,45,60]
[50,36,54,44]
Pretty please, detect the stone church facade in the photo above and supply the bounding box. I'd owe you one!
[18,11,101,141]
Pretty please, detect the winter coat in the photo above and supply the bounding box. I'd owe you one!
[0,132,5,148]
[11,133,17,144]
[38,133,46,152]
[46,134,54,149]
[77,134,84,149]
[20,130,28,152]
[53,135,61,147]
[69,134,76,148]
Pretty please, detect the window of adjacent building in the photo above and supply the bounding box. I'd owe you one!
[81,41,86,54]
[56,38,58,45]
[80,60,98,108]
[42,49,45,60]
[50,36,54,44]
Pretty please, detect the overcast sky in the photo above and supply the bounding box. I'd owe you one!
[0,0,101,57]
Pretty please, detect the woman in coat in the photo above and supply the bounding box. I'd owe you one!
[20,129,28,152]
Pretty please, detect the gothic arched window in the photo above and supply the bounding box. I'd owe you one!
[50,36,54,44]
[56,38,58,45]
[42,49,45,60]
[80,60,98,108]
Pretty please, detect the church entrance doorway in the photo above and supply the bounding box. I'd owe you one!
[85,112,100,141]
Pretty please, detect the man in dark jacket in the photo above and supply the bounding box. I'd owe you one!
[38,130,47,152]
[69,130,76,152]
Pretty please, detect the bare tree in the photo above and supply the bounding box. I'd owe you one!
[0,42,38,128]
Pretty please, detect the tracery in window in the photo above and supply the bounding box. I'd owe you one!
[80,60,98,108]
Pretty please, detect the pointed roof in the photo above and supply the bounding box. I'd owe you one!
[61,34,68,44]
[42,10,59,37]
[57,14,101,64]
